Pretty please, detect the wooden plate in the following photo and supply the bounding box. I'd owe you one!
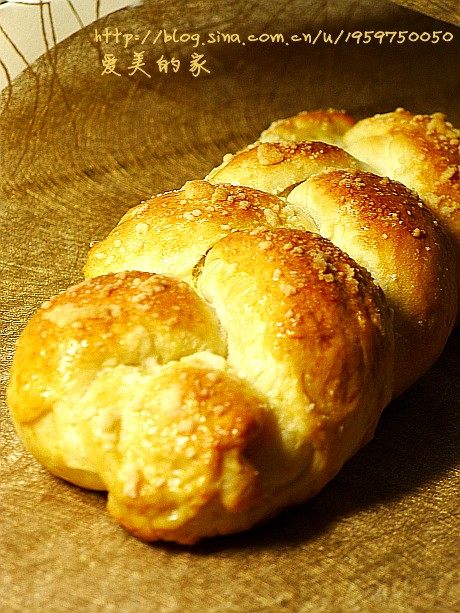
[1,1,459,610]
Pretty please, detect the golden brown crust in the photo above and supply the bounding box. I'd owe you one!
[259,108,356,146]
[8,231,393,544]
[288,171,457,396]
[7,271,227,490]
[200,229,392,444]
[94,362,268,544]
[207,141,365,196]
[343,108,460,321]
[84,181,297,283]
[344,109,460,205]
[8,107,459,545]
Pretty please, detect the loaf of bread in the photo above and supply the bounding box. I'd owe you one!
[7,108,458,544]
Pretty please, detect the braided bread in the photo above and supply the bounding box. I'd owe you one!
[7,108,458,544]
[259,108,460,324]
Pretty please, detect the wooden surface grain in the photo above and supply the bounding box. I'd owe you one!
[390,0,460,25]
[1,1,459,611]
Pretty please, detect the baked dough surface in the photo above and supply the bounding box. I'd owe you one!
[7,107,459,544]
